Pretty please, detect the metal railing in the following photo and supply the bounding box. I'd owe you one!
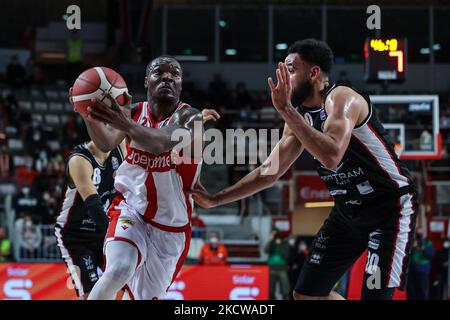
[14,224,61,262]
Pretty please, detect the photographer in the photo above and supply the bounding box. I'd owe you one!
[407,229,436,300]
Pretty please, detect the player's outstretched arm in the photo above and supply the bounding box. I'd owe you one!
[68,156,109,232]
[191,125,303,208]
[268,63,364,170]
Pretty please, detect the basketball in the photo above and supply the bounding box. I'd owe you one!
[71,67,129,117]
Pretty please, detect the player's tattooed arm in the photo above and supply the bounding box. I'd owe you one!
[268,63,363,170]
[191,124,303,208]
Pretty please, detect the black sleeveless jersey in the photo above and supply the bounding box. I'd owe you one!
[56,143,125,236]
[296,83,415,209]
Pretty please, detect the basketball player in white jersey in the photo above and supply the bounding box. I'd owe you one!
[79,55,217,300]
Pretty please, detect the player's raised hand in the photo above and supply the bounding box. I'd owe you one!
[190,180,218,209]
[202,108,221,123]
[268,62,293,112]
[87,92,133,131]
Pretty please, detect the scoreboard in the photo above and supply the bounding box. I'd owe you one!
[364,38,407,82]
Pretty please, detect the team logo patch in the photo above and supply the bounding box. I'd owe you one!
[121,225,128,230]
[120,219,135,226]
[112,156,119,170]
[320,108,327,121]
[304,112,314,126]
[310,252,323,265]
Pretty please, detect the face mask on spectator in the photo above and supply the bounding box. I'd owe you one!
[288,238,295,246]
[33,132,41,141]
[210,237,218,244]
[25,220,33,228]
[22,187,30,195]
[43,193,50,201]
[444,241,450,249]
[299,242,307,252]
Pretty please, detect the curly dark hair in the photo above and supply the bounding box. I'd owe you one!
[287,39,334,74]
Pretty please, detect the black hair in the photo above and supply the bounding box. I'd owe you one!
[146,55,181,75]
[287,39,334,74]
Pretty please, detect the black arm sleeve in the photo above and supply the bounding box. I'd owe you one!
[84,194,109,232]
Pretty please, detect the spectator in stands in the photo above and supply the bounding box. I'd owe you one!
[431,237,449,300]
[407,230,436,300]
[208,73,230,109]
[199,232,228,265]
[232,82,252,110]
[265,228,291,300]
[0,145,14,178]
[13,186,40,222]
[38,191,58,225]
[191,211,206,238]
[16,214,42,259]
[24,121,46,151]
[14,155,37,188]
[6,55,26,89]
[0,227,12,262]
[288,237,309,295]
[25,58,44,85]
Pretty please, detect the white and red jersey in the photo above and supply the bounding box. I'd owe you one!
[113,101,202,231]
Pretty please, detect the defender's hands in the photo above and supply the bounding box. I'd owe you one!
[202,108,220,123]
[87,92,133,132]
[190,180,218,209]
[268,62,293,112]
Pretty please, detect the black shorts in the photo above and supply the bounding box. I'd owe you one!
[55,227,105,297]
[295,191,418,300]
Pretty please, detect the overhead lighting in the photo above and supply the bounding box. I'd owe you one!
[433,43,441,51]
[173,55,208,62]
[275,43,288,50]
[219,20,226,27]
[420,44,441,55]
[304,201,335,208]
[225,49,237,56]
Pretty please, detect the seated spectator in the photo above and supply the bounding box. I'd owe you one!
[15,156,38,187]
[208,73,230,108]
[232,82,253,110]
[191,211,206,238]
[0,145,13,179]
[199,232,228,265]
[432,237,449,300]
[39,190,59,225]
[0,227,12,262]
[407,230,436,300]
[6,55,26,88]
[16,214,42,260]
[13,186,40,222]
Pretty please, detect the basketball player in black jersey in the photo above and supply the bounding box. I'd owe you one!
[55,140,126,299]
[192,39,418,300]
